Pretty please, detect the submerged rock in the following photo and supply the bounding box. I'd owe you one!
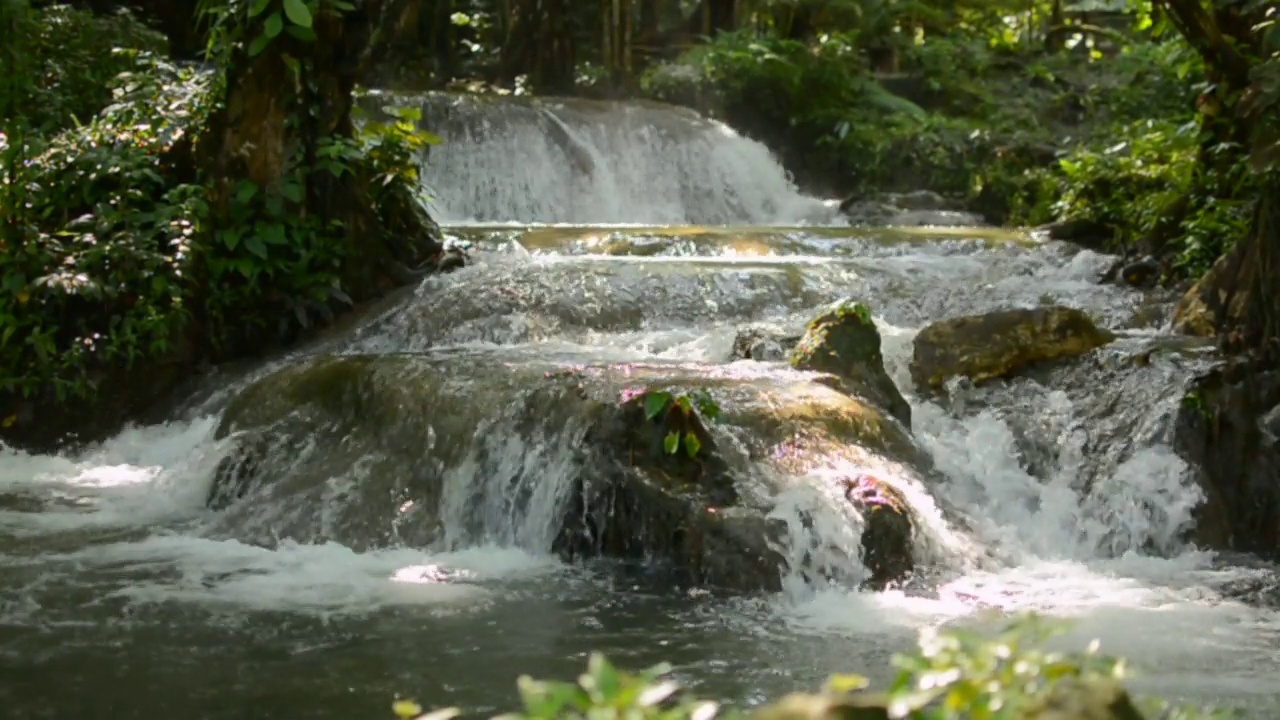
[731,326,802,362]
[910,306,1116,390]
[790,300,911,429]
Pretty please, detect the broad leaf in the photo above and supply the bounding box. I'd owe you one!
[283,0,312,28]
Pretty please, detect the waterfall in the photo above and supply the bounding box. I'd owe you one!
[7,92,1280,720]
[365,91,840,225]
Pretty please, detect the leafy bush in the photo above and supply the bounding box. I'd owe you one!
[0,1,443,426]
[1044,120,1199,240]
[3,4,169,134]
[1,51,211,403]
[394,614,1237,720]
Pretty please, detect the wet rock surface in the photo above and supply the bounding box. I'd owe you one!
[841,474,914,590]
[839,191,987,227]
[791,300,912,430]
[911,306,1117,391]
[1175,362,1280,559]
[208,352,940,593]
[731,326,802,362]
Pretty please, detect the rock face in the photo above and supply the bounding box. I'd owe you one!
[841,474,914,590]
[208,353,934,593]
[790,301,912,429]
[1175,362,1280,559]
[555,391,784,591]
[839,190,986,228]
[1171,265,1221,338]
[910,306,1116,390]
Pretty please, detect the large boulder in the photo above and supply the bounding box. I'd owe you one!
[555,388,783,591]
[790,300,912,429]
[1174,361,1280,559]
[207,353,937,592]
[910,306,1116,390]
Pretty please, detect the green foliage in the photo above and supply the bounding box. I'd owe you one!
[640,389,721,458]
[396,614,1237,720]
[355,105,444,190]
[1,20,212,403]
[199,0,357,62]
[0,4,168,134]
[0,0,444,427]
[1049,121,1198,238]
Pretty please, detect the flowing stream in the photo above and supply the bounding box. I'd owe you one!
[3,93,1280,719]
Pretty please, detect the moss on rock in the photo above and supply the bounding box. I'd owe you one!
[910,306,1116,390]
[790,300,912,429]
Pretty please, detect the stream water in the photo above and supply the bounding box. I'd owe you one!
[3,94,1280,719]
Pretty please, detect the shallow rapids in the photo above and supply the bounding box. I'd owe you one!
[3,223,1280,718]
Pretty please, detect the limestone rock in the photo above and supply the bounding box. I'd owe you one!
[1171,269,1219,337]
[210,355,942,593]
[791,301,911,429]
[555,389,784,592]
[910,306,1116,390]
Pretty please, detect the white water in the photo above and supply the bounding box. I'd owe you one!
[389,92,840,225]
[3,96,1279,715]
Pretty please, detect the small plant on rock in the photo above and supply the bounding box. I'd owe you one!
[624,388,722,458]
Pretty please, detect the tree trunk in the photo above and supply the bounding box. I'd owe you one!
[1175,176,1280,353]
[196,0,442,354]
[685,0,735,37]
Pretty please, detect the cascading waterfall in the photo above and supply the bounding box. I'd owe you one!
[5,93,1280,719]
[369,90,841,225]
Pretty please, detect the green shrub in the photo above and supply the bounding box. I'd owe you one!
[396,614,1237,720]
[4,4,169,134]
[1,51,211,403]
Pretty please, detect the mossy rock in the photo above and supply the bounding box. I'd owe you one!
[790,300,911,429]
[910,306,1116,390]
[215,354,385,438]
[554,388,783,592]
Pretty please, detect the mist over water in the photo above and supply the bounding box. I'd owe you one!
[3,94,1280,718]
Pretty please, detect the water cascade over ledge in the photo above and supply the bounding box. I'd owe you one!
[3,94,1280,719]
[369,91,841,225]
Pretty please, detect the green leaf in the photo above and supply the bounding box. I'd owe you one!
[234,181,258,205]
[262,222,287,245]
[644,391,672,420]
[825,674,871,695]
[285,24,318,41]
[280,181,304,203]
[264,11,284,38]
[245,235,268,259]
[683,432,702,458]
[283,0,313,28]
[582,653,620,703]
[664,431,680,455]
[248,0,272,17]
